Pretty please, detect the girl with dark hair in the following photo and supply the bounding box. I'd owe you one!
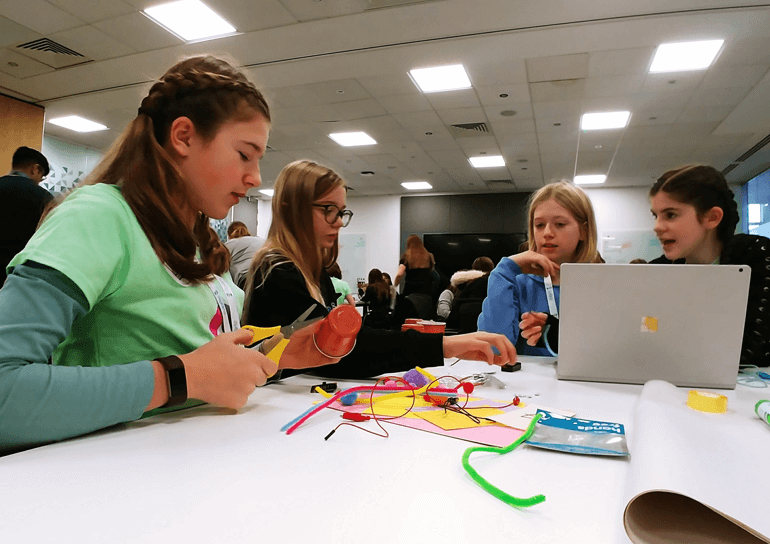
[0,56,327,451]
[243,160,517,379]
[649,164,770,367]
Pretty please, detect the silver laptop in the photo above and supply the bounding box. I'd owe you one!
[557,264,751,389]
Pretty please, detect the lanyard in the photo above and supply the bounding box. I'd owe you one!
[544,274,559,319]
[207,275,241,333]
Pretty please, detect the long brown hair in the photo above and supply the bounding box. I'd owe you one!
[244,160,345,316]
[402,234,433,269]
[81,56,270,284]
[367,268,390,302]
[527,181,600,263]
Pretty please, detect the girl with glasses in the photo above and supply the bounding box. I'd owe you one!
[243,160,517,379]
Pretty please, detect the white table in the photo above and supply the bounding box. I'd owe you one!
[0,358,764,544]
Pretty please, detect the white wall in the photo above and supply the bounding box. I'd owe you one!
[344,195,402,278]
[231,198,259,235]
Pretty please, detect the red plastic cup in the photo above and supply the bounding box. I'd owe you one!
[418,320,446,334]
[405,318,421,324]
[401,323,425,332]
[314,305,362,357]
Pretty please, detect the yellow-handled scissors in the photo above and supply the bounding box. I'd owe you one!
[241,305,323,366]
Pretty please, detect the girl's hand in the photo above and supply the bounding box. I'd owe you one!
[443,331,517,366]
[180,328,277,409]
[520,311,548,346]
[509,250,560,278]
[278,322,342,369]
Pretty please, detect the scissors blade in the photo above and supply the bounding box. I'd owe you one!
[280,305,322,338]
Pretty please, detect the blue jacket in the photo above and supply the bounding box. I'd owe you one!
[477,258,558,356]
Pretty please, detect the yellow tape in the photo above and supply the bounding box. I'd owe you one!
[687,390,728,413]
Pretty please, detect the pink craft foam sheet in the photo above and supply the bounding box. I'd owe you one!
[329,400,525,448]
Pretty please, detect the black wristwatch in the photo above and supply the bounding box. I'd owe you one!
[155,355,187,407]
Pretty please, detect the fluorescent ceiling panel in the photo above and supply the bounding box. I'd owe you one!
[48,115,108,133]
[259,189,274,197]
[144,0,236,42]
[580,111,631,131]
[649,40,724,73]
[401,181,433,190]
[409,64,472,93]
[328,132,377,146]
[574,174,607,185]
[469,155,505,168]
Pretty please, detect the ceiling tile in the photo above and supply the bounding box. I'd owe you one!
[0,15,40,47]
[49,25,135,61]
[700,64,769,89]
[393,110,442,128]
[424,89,480,109]
[475,83,530,106]
[471,59,528,86]
[434,106,486,126]
[483,102,533,122]
[213,0,297,32]
[525,53,589,83]
[47,0,135,24]
[588,47,655,77]
[277,0,364,22]
[530,78,585,103]
[0,0,83,34]
[305,79,372,103]
[0,48,54,78]
[583,74,645,99]
[640,71,705,94]
[356,73,419,97]
[375,93,432,114]
[93,12,183,52]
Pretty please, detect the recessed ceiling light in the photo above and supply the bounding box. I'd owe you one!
[469,155,505,168]
[408,64,472,93]
[144,0,236,42]
[580,111,631,131]
[649,39,724,73]
[48,115,108,133]
[401,181,433,190]
[328,132,377,146]
[259,189,274,197]
[574,174,607,185]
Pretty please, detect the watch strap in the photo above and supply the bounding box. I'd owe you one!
[155,355,187,407]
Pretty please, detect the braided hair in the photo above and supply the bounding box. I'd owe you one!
[83,56,270,284]
[650,165,739,245]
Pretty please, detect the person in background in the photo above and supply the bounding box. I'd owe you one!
[243,159,517,379]
[361,268,394,328]
[0,146,53,286]
[0,56,331,452]
[649,164,770,368]
[436,269,481,320]
[394,234,435,297]
[327,262,356,306]
[629,258,647,264]
[478,181,600,356]
[225,220,265,289]
[444,256,495,331]
[381,271,398,307]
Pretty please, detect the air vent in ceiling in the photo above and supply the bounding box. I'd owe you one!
[361,0,443,10]
[15,38,91,69]
[448,122,490,138]
[487,179,514,186]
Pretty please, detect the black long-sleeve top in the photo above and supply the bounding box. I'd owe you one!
[246,262,444,379]
[650,233,770,368]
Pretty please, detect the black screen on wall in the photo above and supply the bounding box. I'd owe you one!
[424,232,527,279]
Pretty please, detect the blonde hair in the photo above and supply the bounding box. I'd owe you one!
[527,181,600,263]
[243,160,345,320]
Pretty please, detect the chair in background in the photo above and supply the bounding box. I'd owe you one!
[406,293,435,320]
[446,297,484,334]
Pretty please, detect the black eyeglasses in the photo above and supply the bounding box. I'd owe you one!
[313,204,353,227]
